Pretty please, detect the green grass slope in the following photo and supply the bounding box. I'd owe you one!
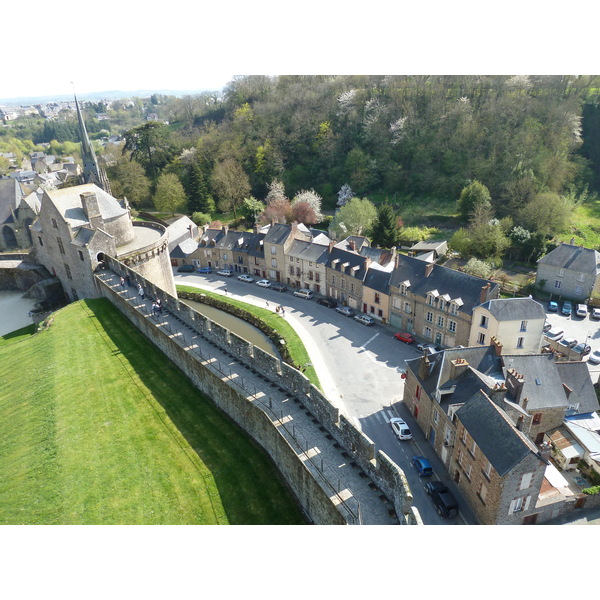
[0,298,305,525]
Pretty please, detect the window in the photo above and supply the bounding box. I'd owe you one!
[554,280,561,289]
[426,311,433,323]
[575,285,583,295]
[375,293,380,304]
[289,265,294,275]
[57,237,65,254]
[271,258,277,268]
[400,284,407,295]
[78,250,84,261]
[450,303,458,315]
[517,337,524,349]
[350,282,354,293]
[532,413,542,425]
[222,253,228,261]
[424,326,432,339]
[427,295,434,306]
[341,279,346,289]
[469,439,476,457]
[465,463,472,480]
[315,273,320,283]
[448,320,456,333]
[520,320,527,332]
[296,258,300,263]
[270,246,276,255]
[309,261,313,267]
[477,332,485,345]
[457,450,464,467]
[71,288,78,301]
[478,482,488,504]
[64,263,72,280]
[519,472,534,491]
[289,256,294,262]
[331,275,336,286]
[483,460,492,480]
[378,309,383,317]
[52,218,58,228]
[415,385,421,400]
[295,267,301,276]
[510,497,524,514]
[558,268,564,277]
[461,427,467,444]
[268,269,277,279]
[435,332,442,345]
[38,236,43,247]
[480,315,488,328]
[437,316,444,328]
[308,271,313,281]
[433,410,439,424]
[404,302,411,314]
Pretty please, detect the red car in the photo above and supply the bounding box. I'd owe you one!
[394,332,415,344]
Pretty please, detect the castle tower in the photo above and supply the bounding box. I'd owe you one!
[75,94,112,195]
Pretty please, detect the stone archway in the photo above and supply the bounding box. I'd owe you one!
[2,225,17,249]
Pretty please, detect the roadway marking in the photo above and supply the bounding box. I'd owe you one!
[361,332,379,349]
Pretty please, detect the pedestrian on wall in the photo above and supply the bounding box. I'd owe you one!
[224,287,228,295]
[138,284,145,299]
[120,276,125,288]
[126,275,131,287]
[276,305,280,314]
[281,306,285,316]
[156,298,162,313]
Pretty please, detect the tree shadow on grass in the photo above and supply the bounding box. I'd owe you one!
[86,298,307,525]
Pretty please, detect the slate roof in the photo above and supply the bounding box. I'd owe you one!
[389,253,498,315]
[554,362,600,415]
[334,236,370,252]
[478,297,546,321]
[263,222,293,245]
[43,183,127,227]
[325,246,369,281]
[538,243,600,275]
[360,246,395,269]
[198,227,225,247]
[456,390,539,476]
[170,237,198,258]
[166,216,197,252]
[0,178,23,224]
[363,268,391,295]
[501,354,568,410]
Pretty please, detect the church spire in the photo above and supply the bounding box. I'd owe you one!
[75,93,111,194]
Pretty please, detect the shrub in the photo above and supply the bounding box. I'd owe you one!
[463,258,492,279]
[582,485,600,495]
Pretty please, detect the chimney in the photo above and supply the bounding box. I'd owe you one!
[506,368,526,404]
[80,192,103,230]
[418,354,431,380]
[394,252,400,269]
[538,441,552,461]
[449,358,470,380]
[349,240,356,252]
[489,382,507,406]
[480,283,490,304]
[490,336,503,356]
[328,241,335,253]
[425,263,434,278]
[221,225,228,235]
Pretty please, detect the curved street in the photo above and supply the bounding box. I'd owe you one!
[174,270,475,524]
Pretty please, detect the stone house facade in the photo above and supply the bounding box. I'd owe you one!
[469,297,546,354]
[362,267,391,322]
[324,243,370,309]
[536,242,600,302]
[263,222,311,283]
[285,238,329,293]
[388,254,499,347]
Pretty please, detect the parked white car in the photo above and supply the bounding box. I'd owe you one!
[354,314,375,326]
[216,269,233,277]
[237,274,254,282]
[576,304,588,318]
[390,418,412,441]
[255,279,271,288]
[588,349,600,364]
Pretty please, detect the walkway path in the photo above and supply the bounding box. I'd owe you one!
[97,270,398,525]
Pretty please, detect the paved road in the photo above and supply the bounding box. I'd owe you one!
[175,271,466,524]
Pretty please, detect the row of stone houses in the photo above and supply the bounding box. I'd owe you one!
[172,222,501,348]
[402,339,600,524]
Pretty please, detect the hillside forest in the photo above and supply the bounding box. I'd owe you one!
[4,75,600,268]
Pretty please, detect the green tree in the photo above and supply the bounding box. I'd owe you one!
[191,211,212,226]
[330,197,377,238]
[449,227,473,256]
[107,153,152,207]
[122,121,176,178]
[188,161,215,214]
[153,173,187,215]
[210,158,251,219]
[371,203,400,248]
[458,180,492,220]
[517,192,572,237]
[241,196,264,223]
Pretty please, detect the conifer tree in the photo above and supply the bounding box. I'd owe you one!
[371,203,399,248]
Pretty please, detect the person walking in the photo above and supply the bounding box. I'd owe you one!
[120,276,125,288]
[138,284,145,299]
[126,275,131,287]
[265,300,269,308]
[156,298,162,314]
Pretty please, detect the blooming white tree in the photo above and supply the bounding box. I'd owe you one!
[292,189,323,221]
[265,179,287,204]
[336,183,354,207]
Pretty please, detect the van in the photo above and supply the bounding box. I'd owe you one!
[293,289,314,299]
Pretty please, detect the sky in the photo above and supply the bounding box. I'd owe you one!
[3,1,599,101]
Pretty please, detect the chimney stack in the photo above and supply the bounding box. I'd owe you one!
[418,354,431,380]
[480,283,490,304]
[449,358,470,380]
[80,192,103,230]
[349,240,356,252]
[490,336,503,356]
[328,241,335,254]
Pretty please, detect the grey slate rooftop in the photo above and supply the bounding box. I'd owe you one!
[478,297,546,321]
[538,242,600,274]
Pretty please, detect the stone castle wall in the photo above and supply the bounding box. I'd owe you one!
[99,254,417,525]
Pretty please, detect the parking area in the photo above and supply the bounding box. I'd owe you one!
[545,301,600,379]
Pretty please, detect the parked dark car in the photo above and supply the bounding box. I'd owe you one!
[548,301,558,312]
[562,301,573,316]
[270,282,288,292]
[425,481,459,518]
[177,264,195,273]
[412,456,433,477]
[317,297,337,308]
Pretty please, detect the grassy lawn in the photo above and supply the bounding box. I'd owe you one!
[558,198,600,248]
[0,298,306,525]
[177,284,320,387]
